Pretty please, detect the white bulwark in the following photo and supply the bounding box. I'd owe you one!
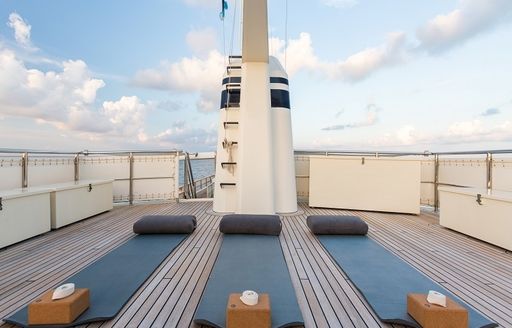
[213,0,297,214]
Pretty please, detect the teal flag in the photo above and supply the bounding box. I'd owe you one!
[220,0,228,20]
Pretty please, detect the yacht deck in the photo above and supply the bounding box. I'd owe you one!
[0,201,511,328]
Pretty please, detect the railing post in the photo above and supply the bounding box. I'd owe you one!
[21,152,28,188]
[174,151,180,201]
[129,152,134,205]
[74,153,80,182]
[486,152,493,191]
[434,154,439,212]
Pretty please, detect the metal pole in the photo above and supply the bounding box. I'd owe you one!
[434,154,439,212]
[74,153,80,182]
[175,150,180,202]
[129,153,134,205]
[21,152,28,188]
[486,152,493,191]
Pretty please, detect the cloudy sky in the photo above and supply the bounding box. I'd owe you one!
[0,0,511,152]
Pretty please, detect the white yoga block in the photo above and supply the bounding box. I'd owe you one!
[309,156,421,214]
[0,188,51,248]
[439,186,512,251]
[49,179,114,229]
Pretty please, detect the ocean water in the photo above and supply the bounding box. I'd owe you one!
[178,159,215,186]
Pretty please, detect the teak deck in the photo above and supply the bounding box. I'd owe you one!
[0,201,511,328]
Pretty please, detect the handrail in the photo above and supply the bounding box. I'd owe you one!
[294,149,512,157]
[295,148,512,212]
[3,147,511,157]
[0,148,182,156]
[295,150,429,157]
[0,149,184,204]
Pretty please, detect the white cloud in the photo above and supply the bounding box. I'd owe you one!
[0,48,104,122]
[395,125,417,145]
[0,15,216,150]
[7,13,33,48]
[186,27,217,56]
[309,118,512,150]
[330,32,408,81]
[270,33,319,76]
[417,0,512,53]
[383,120,512,147]
[446,119,484,137]
[133,31,409,115]
[322,104,380,130]
[271,32,408,82]
[151,121,217,150]
[0,45,151,142]
[102,96,147,139]
[132,50,224,112]
[322,0,358,9]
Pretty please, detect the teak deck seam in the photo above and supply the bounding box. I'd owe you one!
[1,201,511,328]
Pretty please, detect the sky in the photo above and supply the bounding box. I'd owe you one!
[0,0,511,152]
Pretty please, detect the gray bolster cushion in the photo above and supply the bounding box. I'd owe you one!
[133,215,197,234]
[219,214,282,236]
[307,215,368,235]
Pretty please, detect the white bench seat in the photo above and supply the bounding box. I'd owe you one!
[44,179,114,229]
[439,186,512,251]
[0,187,51,248]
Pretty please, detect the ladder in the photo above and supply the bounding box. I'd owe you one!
[219,57,242,186]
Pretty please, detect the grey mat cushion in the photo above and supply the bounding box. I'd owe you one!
[4,234,188,328]
[194,235,303,328]
[133,215,196,234]
[307,215,368,235]
[318,235,497,328]
[219,214,282,236]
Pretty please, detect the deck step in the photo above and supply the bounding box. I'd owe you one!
[222,104,240,109]
[227,66,242,71]
[221,162,237,168]
[223,122,239,128]
[222,141,238,149]
[220,183,236,188]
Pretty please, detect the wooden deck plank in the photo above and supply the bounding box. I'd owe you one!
[287,211,386,328]
[1,201,511,328]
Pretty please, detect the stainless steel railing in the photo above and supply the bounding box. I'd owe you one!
[2,147,511,208]
[0,148,183,204]
[178,174,215,199]
[295,149,512,210]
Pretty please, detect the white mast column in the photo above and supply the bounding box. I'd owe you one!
[236,0,274,214]
[237,63,274,214]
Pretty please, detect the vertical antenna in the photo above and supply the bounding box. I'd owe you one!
[284,0,288,69]
[229,0,238,57]
[222,19,227,66]
[240,0,243,53]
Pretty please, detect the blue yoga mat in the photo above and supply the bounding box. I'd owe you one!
[318,235,498,328]
[5,234,188,328]
[194,235,303,328]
